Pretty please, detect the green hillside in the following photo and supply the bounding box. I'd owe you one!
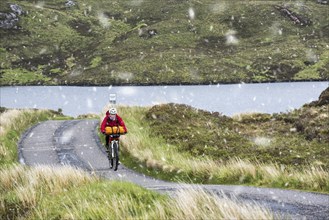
[0,0,328,86]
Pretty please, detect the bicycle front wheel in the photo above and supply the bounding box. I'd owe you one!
[113,141,119,171]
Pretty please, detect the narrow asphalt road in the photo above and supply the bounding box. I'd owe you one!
[18,119,329,219]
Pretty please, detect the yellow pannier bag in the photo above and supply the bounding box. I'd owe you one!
[105,126,125,135]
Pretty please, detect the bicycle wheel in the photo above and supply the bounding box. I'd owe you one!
[113,141,119,171]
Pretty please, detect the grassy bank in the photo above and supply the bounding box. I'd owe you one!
[117,94,329,193]
[1,0,328,86]
[0,108,275,219]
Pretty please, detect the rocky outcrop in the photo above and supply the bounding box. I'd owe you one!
[308,86,329,106]
[317,0,328,5]
[65,0,77,8]
[316,87,329,106]
[138,28,158,39]
[274,5,312,26]
[0,4,25,29]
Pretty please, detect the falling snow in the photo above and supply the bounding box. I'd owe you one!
[97,12,110,28]
[0,1,328,218]
[225,30,239,45]
[188,8,195,20]
[253,137,272,147]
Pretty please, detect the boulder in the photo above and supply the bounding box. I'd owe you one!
[65,0,76,8]
[139,28,158,39]
[0,4,24,29]
[10,4,24,15]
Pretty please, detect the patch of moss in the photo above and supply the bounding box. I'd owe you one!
[0,68,53,85]
[294,50,329,80]
[89,56,102,68]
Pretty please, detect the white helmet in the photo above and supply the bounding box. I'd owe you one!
[109,108,117,115]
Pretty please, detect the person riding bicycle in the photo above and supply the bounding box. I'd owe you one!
[100,107,128,152]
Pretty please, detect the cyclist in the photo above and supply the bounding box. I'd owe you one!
[100,108,128,159]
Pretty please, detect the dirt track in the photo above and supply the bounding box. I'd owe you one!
[19,119,329,219]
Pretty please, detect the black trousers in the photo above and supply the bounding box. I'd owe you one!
[105,135,110,146]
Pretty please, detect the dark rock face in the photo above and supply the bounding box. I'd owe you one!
[9,4,24,15]
[317,87,329,106]
[308,86,329,106]
[317,0,328,5]
[0,4,25,29]
[274,5,312,26]
[0,12,18,29]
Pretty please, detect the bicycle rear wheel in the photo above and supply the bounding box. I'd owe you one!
[113,141,119,171]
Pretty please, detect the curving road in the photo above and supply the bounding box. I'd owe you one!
[18,119,329,219]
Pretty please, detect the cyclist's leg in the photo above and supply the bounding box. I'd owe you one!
[105,135,110,151]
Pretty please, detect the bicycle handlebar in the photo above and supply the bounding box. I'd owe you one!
[102,131,127,137]
[109,134,121,138]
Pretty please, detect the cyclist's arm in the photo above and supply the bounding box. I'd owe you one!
[117,115,128,133]
[100,117,107,133]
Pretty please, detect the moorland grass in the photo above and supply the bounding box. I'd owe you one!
[1,0,328,86]
[0,108,275,219]
[117,103,329,193]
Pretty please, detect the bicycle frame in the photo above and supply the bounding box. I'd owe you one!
[110,139,119,158]
[108,134,120,171]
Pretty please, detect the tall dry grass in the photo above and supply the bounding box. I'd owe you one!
[0,164,97,213]
[31,182,275,220]
[0,109,22,136]
[0,109,25,161]
[169,186,276,219]
[1,164,275,219]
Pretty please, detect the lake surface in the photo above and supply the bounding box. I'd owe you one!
[0,82,328,117]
